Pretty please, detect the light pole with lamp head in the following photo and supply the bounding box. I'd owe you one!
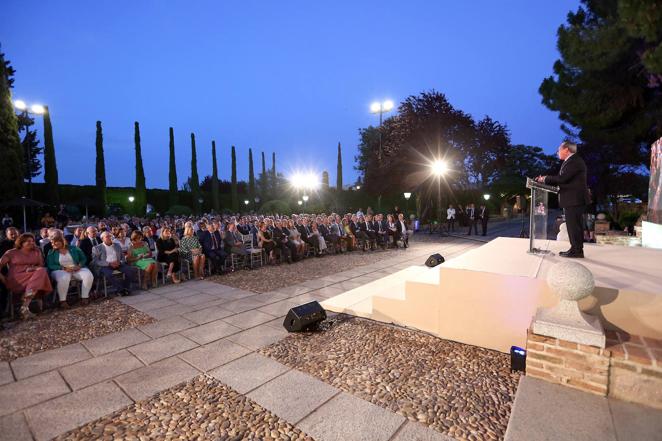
[370,100,394,160]
[430,160,448,235]
[13,100,46,199]
[403,192,412,215]
[302,194,309,210]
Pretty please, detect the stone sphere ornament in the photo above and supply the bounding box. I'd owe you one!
[546,261,595,301]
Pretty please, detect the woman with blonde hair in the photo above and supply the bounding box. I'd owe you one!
[180,224,206,279]
[46,236,94,308]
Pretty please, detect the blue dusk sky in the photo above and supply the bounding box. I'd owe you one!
[1,0,579,189]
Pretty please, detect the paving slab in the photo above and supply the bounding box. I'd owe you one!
[0,361,13,386]
[226,323,288,350]
[160,288,202,300]
[248,369,339,424]
[274,285,315,296]
[255,291,291,302]
[289,292,329,305]
[264,315,286,330]
[0,412,33,441]
[257,299,299,317]
[138,315,197,339]
[609,398,662,441]
[504,376,616,441]
[81,327,151,356]
[182,305,235,325]
[145,303,196,320]
[179,319,242,345]
[298,392,405,441]
[299,279,334,289]
[310,285,346,299]
[175,292,219,306]
[220,296,273,313]
[128,333,198,364]
[60,349,144,390]
[209,353,289,394]
[25,381,132,441]
[391,422,454,441]
[0,371,70,416]
[222,310,277,329]
[116,292,162,305]
[114,356,200,401]
[129,297,177,312]
[178,338,252,372]
[11,343,91,380]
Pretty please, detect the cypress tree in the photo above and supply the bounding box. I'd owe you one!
[168,127,178,207]
[231,145,238,212]
[133,121,146,215]
[95,121,107,216]
[211,140,220,212]
[248,148,255,199]
[261,151,266,175]
[43,106,59,204]
[271,152,276,176]
[259,151,267,198]
[0,50,24,201]
[336,142,343,190]
[190,133,201,214]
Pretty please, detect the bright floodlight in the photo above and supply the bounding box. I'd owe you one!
[14,100,27,110]
[355,185,361,190]
[302,195,309,202]
[31,104,45,114]
[370,102,381,113]
[403,192,412,200]
[128,196,135,202]
[483,194,491,201]
[430,160,448,176]
[383,100,394,111]
[290,173,305,189]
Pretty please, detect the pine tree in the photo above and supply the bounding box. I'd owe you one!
[43,106,59,204]
[211,140,220,212]
[190,133,201,214]
[95,121,107,216]
[231,145,238,212]
[133,121,146,215]
[0,49,24,201]
[168,127,178,207]
[336,142,343,190]
[248,148,255,199]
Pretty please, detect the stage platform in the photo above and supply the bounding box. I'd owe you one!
[321,237,662,353]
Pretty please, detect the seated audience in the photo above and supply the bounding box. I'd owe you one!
[180,224,206,279]
[92,231,133,296]
[223,222,249,268]
[78,226,100,264]
[156,227,181,283]
[46,236,94,308]
[0,233,53,319]
[200,223,226,274]
[127,231,158,290]
[114,228,131,254]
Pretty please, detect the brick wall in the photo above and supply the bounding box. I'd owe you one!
[525,329,610,396]
[526,329,662,409]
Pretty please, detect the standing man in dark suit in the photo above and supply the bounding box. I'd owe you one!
[479,204,489,236]
[536,141,589,258]
[466,204,478,235]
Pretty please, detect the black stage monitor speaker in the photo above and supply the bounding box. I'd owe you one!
[425,253,445,267]
[283,301,327,332]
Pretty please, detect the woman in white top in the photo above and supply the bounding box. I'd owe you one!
[113,228,131,254]
[46,237,94,308]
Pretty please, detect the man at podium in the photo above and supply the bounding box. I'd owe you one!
[536,141,589,258]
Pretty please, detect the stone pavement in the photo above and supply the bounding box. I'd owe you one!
[0,238,474,441]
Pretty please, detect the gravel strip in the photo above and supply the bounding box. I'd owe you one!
[208,237,433,293]
[0,299,155,361]
[260,315,520,441]
[56,374,314,441]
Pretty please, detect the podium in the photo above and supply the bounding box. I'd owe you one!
[525,178,559,255]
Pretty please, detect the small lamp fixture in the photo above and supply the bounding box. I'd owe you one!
[403,192,412,200]
[483,194,491,201]
[297,200,303,206]
[244,200,249,205]
[302,195,309,202]
[510,346,526,372]
[355,185,361,190]
[128,196,135,203]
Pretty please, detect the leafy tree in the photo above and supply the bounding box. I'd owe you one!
[464,116,511,187]
[16,112,42,197]
[248,148,255,198]
[168,127,178,207]
[540,0,662,201]
[336,142,343,190]
[190,133,201,213]
[42,106,59,204]
[211,140,220,212]
[133,121,147,214]
[95,121,107,215]
[231,146,238,212]
[490,144,557,198]
[0,49,24,201]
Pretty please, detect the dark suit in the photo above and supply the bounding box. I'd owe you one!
[466,208,478,235]
[78,237,101,266]
[544,154,589,253]
[479,206,489,236]
[200,230,227,272]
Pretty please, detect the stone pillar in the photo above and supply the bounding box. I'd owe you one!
[532,261,606,348]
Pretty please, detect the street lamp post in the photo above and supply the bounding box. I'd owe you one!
[13,100,46,199]
[302,194,309,210]
[403,192,412,215]
[430,160,448,235]
[370,100,394,160]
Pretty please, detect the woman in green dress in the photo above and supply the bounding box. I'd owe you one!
[127,230,158,290]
